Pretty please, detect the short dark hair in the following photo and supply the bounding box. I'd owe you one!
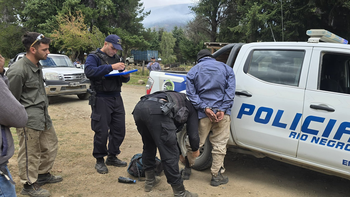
[22,32,51,52]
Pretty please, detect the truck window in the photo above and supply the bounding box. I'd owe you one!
[246,50,305,86]
[319,53,350,94]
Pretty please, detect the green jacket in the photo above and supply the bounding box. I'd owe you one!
[6,55,52,131]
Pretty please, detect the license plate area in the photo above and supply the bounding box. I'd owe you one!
[69,82,80,87]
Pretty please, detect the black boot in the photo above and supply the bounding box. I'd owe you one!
[95,158,108,174]
[144,170,161,192]
[105,155,127,167]
[171,183,198,197]
[21,182,51,197]
[210,170,228,186]
[181,156,191,180]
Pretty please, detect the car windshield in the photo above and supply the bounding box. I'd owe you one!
[40,56,75,68]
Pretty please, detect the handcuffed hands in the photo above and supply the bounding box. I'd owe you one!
[205,108,218,122]
[216,111,224,122]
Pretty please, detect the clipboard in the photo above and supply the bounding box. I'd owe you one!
[105,69,138,77]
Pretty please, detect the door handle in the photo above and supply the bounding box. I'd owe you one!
[310,104,335,112]
[235,91,252,97]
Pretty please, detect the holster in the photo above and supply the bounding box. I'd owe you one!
[87,89,96,107]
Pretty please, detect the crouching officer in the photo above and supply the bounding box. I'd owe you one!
[133,91,200,197]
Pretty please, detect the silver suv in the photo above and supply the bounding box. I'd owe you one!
[9,53,90,100]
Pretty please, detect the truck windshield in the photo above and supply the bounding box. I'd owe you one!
[40,56,75,68]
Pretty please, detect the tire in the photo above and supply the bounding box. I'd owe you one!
[177,125,212,171]
[77,93,90,100]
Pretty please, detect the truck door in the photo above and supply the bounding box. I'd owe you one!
[298,48,350,173]
[231,45,312,157]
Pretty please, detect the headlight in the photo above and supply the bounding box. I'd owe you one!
[44,72,62,80]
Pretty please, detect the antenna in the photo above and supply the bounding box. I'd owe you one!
[267,22,276,42]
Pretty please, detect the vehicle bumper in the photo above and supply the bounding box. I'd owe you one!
[45,80,90,96]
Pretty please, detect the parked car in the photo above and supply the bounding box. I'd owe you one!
[8,53,90,100]
[146,29,350,180]
[125,56,134,65]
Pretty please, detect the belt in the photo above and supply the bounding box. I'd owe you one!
[146,97,168,104]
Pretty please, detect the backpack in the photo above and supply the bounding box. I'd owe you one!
[127,153,163,180]
[164,91,189,124]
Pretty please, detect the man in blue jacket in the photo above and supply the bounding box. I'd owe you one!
[185,49,235,186]
[84,34,130,174]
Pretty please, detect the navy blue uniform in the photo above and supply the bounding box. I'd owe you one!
[133,92,199,185]
[85,49,129,159]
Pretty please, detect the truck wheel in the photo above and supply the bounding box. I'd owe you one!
[177,126,212,171]
[77,93,90,100]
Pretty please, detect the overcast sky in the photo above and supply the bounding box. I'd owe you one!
[141,0,198,9]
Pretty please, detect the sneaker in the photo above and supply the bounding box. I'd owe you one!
[21,182,51,197]
[210,171,228,186]
[105,156,127,167]
[95,162,108,174]
[37,173,63,186]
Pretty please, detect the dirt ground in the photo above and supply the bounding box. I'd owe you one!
[8,84,350,197]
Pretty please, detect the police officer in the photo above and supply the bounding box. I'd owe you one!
[133,91,199,197]
[84,34,130,174]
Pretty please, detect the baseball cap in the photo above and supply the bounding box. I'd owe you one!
[105,34,123,51]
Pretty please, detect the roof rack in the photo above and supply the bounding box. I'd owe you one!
[306,29,348,44]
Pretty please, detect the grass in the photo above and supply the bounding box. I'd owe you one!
[125,65,150,85]
[125,63,194,85]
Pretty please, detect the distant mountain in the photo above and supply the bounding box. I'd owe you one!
[142,3,195,31]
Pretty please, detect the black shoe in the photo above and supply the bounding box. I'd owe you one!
[106,156,127,167]
[210,171,229,186]
[95,162,108,174]
[37,173,63,186]
[21,182,51,197]
[181,167,191,180]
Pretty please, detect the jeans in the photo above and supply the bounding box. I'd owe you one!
[0,164,16,197]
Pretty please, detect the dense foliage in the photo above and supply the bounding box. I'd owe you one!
[0,0,350,63]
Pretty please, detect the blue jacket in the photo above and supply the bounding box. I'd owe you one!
[186,57,236,119]
[147,61,161,71]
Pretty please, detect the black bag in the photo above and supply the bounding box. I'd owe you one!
[127,153,163,180]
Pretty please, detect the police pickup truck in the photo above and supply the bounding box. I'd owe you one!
[146,29,350,180]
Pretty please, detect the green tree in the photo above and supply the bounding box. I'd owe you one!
[160,32,176,64]
[230,2,274,42]
[172,26,186,63]
[50,11,105,59]
[191,0,234,42]
[0,24,26,58]
[143,28,159,50]
[0,0,28,58]
[179,16,208,63]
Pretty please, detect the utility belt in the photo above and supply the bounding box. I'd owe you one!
[141,97,175,116]
[142,97,168,104]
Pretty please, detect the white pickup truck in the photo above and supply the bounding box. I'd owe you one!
[146,30,350,180]
[8,53,90,100]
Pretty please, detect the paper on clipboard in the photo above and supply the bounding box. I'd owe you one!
[105,69,138,77]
